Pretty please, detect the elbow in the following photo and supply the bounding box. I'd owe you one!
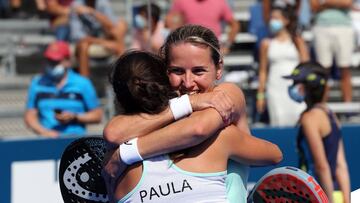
[270,145,283,164]
[191,124,212,141]
[314,162,330,174]
[103,124,121,144]
[274,148,283,164]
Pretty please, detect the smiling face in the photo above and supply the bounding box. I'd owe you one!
[167,42,222,95]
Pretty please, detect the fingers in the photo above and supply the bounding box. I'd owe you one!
[212,90,235,124]
[55,112,76,123]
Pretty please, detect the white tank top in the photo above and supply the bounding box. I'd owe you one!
[118,155,228,203]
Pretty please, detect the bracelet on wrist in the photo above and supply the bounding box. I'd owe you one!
[256,92,265,100]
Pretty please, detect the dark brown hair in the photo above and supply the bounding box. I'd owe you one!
[109,50,177,115]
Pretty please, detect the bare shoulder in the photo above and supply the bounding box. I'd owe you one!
[300,108,326,126]
[214,82,243,94]
[214,82,245,102]
[260,38,271,48]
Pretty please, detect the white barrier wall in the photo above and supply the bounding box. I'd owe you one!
[11,160,62,203]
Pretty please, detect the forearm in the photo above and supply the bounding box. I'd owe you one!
[91,9,114,34]
[46,0,69,16]
[76,108,103,124]
[258,41,268,94]
[103,107,174,144]
[137,109,224,159]
[24,110,49,135]
[315,167,334,202]
[228,129,282,165]
[226,19,240,47]
[257,70,267,94]
[311,0,351,12]
[323,0,352,8]
[336,164,351,203]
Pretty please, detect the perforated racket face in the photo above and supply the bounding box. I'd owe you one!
[248,166,329,203]
[59,137,109,203]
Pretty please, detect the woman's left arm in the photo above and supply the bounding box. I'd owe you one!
[301,112,334,202]
[335,140,351,203]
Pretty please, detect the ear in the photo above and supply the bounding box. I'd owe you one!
[216,59,224,80]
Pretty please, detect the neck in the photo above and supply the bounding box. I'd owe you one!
[275,30,290,40]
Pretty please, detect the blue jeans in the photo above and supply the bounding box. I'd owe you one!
[55,24,70,41]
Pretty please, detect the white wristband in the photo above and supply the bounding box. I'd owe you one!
[169,94,193,120]
[119,138,143,165]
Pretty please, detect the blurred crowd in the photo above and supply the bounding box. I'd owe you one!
[0,0,359,136]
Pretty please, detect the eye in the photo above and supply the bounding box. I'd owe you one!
[168,67,185,75]
[192,67,207,75]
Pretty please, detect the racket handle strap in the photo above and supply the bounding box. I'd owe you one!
[119,138,143,165]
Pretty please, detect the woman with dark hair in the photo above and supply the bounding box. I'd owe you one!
[105,50,282,202]
[130,3,167,53]
[284,61,350,203]
[257,4,309,126]
[103,24,284,203]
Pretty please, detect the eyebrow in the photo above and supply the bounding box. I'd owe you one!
[168,65,208,70]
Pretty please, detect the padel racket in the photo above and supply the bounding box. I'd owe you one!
[59,137,109,203]
[247,166,329,203]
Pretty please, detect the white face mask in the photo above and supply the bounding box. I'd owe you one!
[135,14,147,29]
[45,64,66,82]
[269,19,284,34]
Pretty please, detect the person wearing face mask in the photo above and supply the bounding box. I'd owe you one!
[284,61,350,203]
[256,5,309,126]
[24,41,103,138]
[130,3,167,53]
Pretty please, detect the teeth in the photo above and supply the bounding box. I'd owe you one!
[189,91,199,95]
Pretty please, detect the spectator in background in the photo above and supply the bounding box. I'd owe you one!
[310,0,354,102]
[165,0,239,55]
[262,0,300,24]
[24,41,103,138]
[9,0,46,18]
[249,0,308,63]
[45,0,74,41]
[351,0,360,50]
[257,5,308,126]
[284,61,350,203]
[130,3,167,53]
[0,0,10,18]
[70,0,127,76]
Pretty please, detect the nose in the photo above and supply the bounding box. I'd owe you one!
[183,72,195,89]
